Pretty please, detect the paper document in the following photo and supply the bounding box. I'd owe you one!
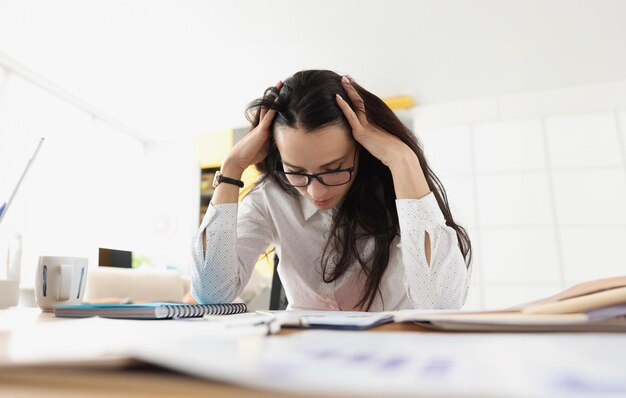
[133,330,626,398]
[395,311,626,332]
[0,316,275,368]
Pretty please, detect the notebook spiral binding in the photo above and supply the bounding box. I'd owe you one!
[155,303,247,319]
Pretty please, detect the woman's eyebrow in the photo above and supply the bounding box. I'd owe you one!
[283,155,347,169]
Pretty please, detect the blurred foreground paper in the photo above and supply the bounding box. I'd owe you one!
[134,330,626,398]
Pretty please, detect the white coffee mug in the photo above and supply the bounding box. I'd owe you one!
[35,256,88,311]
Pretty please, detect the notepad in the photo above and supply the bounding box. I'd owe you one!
[54,302,247,319]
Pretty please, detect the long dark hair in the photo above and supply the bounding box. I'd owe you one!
[246,70,471,310]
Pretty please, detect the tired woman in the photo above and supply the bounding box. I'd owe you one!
[192,70,471,311]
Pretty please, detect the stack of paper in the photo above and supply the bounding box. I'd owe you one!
[395,276,626,332]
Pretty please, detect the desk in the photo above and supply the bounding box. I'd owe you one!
[0,308,434,398]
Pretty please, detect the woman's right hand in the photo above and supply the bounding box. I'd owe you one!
[221,81,283,179]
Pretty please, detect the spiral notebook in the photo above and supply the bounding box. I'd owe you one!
[54,302,247,319]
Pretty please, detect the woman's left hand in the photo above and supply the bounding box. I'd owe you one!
[335,76,413,168]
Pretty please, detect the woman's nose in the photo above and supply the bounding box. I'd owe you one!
[307,177,328,199]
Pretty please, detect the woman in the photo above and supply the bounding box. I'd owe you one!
[192,70,471,311]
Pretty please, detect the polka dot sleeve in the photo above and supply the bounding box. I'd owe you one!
[396,192,470,309]
[191,190,274,304]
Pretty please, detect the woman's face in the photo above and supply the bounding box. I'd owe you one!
[274,124,357,210]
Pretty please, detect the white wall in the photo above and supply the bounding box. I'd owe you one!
[0,61,202,289]
[139,139,199,274]
[413,80,626,309]
[0,68,145,286]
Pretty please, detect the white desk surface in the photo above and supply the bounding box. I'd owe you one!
[2,307,625,398]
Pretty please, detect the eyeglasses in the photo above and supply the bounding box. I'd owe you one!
[276,167,355,187]
[275,151,357,188]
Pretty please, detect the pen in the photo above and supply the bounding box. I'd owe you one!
[253,310,280,330]
[202,311,281,335]
[256,310,307,327]
[254,310,276,318]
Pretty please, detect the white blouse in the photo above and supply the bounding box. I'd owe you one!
[191,179,470,311]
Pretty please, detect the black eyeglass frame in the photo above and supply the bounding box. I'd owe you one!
[275,150,358,188]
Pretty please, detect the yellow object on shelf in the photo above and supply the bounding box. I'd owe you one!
[194,128,275,278]
[383,95,415,110]
[239,165,260,200]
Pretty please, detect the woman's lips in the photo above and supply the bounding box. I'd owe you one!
[312,197,333,207]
